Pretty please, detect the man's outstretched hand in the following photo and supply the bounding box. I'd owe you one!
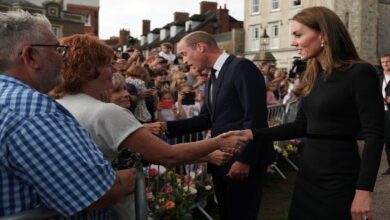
[215,131,250,154]
[221,129,253,141]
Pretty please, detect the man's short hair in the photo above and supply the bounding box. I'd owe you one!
[160,42,173,50]
[381,53,390,58]
[181,31,218,49]
[0,10,52,71]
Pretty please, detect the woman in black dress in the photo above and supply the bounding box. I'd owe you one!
[229,6,384,220]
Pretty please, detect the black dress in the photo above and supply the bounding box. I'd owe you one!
[252,63,384,220]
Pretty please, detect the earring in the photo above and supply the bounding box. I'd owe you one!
[321,41,324,48]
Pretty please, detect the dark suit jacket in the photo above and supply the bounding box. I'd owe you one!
[380,73,390,110]
[167,55,274,174]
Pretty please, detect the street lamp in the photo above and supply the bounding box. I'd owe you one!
[252,27,276,66]
[260,28,269,51]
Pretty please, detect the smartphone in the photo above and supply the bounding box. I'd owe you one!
[181,92,196,105]
[160,101,174,109]
[146,80,155,89]
[121,52,130,60]
[199,72,209,78]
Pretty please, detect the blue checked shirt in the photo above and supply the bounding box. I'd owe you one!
[0,74,115,219]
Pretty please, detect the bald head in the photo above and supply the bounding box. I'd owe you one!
[180,31,219,50]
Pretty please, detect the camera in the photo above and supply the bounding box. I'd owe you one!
[181,92,196,105]
[289,57,307,79]
[146,80,155,89]
[121,52,130,60]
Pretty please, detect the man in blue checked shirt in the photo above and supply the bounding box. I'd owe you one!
[0,10,137,219]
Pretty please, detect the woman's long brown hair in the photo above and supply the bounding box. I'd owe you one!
[293,7,361,97]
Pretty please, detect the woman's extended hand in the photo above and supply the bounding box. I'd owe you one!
[221,129,253,141]
[351,190,373,220]
[144,122,166,134]
[215,132,250,154]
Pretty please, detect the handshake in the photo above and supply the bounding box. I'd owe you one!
[214,129,254,154]
[145,121,254,155]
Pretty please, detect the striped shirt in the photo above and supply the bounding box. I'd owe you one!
[0,74,115,219]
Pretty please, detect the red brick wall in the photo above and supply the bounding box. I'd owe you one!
[217,8,229,33]
[200,1,217,14]
[174,12,189,22]
[198,23,217,35]
[119,29,130,45]
[142,20,151,35]
[67,4,99,36]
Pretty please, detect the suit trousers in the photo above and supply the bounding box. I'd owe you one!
[212,166,266,220]
[384,110,390,168]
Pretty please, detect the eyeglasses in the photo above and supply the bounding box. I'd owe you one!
[31,44,69,57]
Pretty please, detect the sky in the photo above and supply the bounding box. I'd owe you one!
[99,0,243,40]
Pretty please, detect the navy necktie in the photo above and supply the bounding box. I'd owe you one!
[210,68,217,104]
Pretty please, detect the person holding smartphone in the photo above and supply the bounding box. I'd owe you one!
[176,84,200,119]
[156,90,178,122]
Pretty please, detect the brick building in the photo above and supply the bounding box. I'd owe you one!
[0,0,99,38]
[66,2,99,36]
[139,1,244,57]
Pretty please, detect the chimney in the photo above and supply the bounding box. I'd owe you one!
[142,19,150,35]
[200,1,218,14]
[119,29,130,45]
[217,5,230,33]
[174,12,189,22]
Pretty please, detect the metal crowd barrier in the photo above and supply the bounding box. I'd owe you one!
[0,207,57,220]
[0,167,147,220]
[148,131,214,220]
[283,100,299,124]
[134,166,148,220]
[2,102,300,219]
[267,103,285,124]
[267,101,299,179]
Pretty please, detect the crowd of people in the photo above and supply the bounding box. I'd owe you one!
[0,10,247,220]
[0,5,388,220]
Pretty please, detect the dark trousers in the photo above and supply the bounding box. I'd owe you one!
[384,111,390,168]
[212,166,266,220]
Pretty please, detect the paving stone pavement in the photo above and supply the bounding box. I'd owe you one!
[373,150,390,219]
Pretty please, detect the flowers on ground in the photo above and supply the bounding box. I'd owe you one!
[274,140,298,158]
[145,164,213,220]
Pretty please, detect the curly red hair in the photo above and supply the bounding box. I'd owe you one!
[51,34,114,98]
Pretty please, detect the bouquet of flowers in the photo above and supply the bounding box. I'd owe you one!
[268,118,283,127]
[273,139,299,158]
[145,164,213,220]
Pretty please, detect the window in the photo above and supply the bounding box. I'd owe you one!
[252,26,260,39]
[250,25,261,51]
[344,12,350,29]
[288,18,293,47]
[292,0,301,6]
[48,6,59,17]
[185,21,192,32]
[252,0,260,14]
[268,22,280,49]
[51,25,62,38]
[271,0,280,11]
[160,29,168,40]
[84,14,91,26]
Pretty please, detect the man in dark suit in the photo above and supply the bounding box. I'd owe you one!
[380,53,390,175]
[165,31,273,220]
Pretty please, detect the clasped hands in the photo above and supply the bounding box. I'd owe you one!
[215,129,254,154]
[147,123,254,155]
